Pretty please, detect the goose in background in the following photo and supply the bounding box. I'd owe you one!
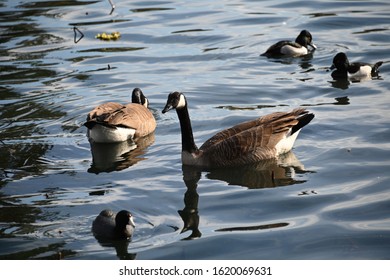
[84,88,156,143]
[92,209,135,240]
[329,52,383,80]
[162,92,314,168]
[261,30,317,57]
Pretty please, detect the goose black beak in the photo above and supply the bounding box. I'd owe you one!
[162,104,173,114]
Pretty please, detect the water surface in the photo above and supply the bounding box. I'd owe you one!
[0,0,389,260]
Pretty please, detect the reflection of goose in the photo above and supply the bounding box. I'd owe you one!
[261,30,317,57]
[84,88,156,143]
[178,154,303,240]
[329,52,383,80]
[92,209,135,240]
[88,133,155,174]
[162,92,314,168]
[205,151,310,189]
[179,166,202,240]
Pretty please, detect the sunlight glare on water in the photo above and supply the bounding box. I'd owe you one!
[0,0,389,260]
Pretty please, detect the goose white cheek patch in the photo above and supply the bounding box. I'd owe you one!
[176,94,187,109]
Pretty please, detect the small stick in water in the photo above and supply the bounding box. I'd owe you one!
[73,26,84,43]
[108,0,115,15]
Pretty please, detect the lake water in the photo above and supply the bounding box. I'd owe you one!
[0,0,389,260]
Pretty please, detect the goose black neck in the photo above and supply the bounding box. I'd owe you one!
[176,105,198,154]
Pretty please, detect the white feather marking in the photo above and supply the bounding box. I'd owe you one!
[143,98,149,108]
[177,94,187,109]
[88,125,136,143]
[275,129,301,156]
[348,65,372,78]
[280,45,308,56]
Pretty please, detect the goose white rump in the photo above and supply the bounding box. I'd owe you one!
[87,125,136,143]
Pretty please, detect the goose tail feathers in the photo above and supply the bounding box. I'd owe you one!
[291,109,315,135]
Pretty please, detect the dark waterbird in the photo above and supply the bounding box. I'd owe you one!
[261,30,317,57]
[92,209,135,240]
[329,52,383,80]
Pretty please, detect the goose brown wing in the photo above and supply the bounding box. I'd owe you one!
[200,109,308,165]
[101,104,156,137]
[200,110,293,151]
[87,102,124,121]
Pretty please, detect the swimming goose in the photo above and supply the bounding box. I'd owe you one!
[84,88,156,143]
[162,92,314,168]
[92,209,135,240]
[261,30,317,57]
[329,52,383,79]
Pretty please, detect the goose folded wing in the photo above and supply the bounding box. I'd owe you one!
[101,105,156,137]
[200,111,294,151]
[87,102,124,121]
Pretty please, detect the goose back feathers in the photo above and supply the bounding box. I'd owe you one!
[84,88,156,143]
[162,92,314,168]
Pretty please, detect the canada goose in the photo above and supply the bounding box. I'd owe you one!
[92,209,135,240]
[84,88,156,143]
[162,92,314,167]
[329,52,383,79]
[261,30,317,57]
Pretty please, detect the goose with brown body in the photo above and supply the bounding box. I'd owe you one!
[162,92,314,168]
[84,88,156,143]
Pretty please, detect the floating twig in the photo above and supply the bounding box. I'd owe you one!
[108,0,115,15]
[73,26,84,43]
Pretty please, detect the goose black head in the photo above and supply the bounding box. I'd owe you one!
[132,88,149,107]
[162,91,186,113]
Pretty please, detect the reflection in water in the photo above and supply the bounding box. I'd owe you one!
[179,166,202,240]
[0,238,76,260]
[87,134,155,174]
[301,96,350,107]
[93,239,137,260]
[178,152,310,239]
[204,152,310,189]
[265,53,314,70]
[130,7,175,13]
[0,199,77,259]
[0,142,52,187]
[0,86,64,186]
[329,78,350,90]
[1,0,388,260]
[216,222,289,232]
[328,69,383,90]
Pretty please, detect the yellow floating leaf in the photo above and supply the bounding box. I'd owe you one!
[96,31,121,41]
